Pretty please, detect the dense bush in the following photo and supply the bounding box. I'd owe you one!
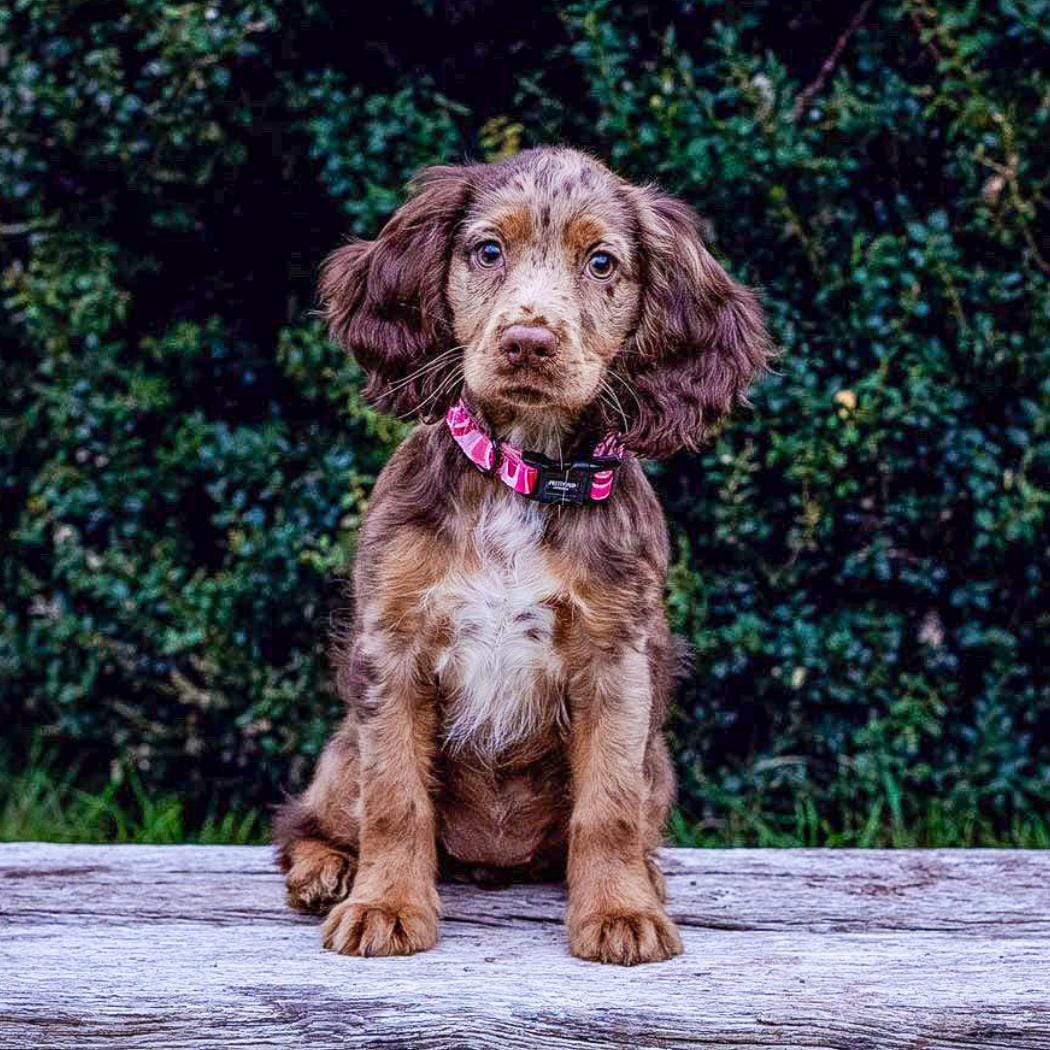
[3,0,1049,844]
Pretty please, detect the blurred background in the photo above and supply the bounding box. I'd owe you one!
[2,0,1048,847]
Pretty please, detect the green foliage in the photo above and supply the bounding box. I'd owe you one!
[2,0,1048,844]
[1,747,264,843]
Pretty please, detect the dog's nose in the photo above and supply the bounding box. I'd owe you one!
[501,325,556,367]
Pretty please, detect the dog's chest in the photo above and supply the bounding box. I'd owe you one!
[431,496,564,755]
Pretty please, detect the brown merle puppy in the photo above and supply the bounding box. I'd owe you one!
[274,147,772,965]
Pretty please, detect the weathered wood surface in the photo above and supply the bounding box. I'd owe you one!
[1,845,1048,1049]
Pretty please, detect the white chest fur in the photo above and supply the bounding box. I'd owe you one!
[430,495,565,757]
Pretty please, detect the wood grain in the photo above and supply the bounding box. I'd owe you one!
[2,844,1048,1048]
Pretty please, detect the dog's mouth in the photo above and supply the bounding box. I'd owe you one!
[497,382,553,406]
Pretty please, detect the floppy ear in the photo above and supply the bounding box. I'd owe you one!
[616,186,774,459]
[318,165,475,419]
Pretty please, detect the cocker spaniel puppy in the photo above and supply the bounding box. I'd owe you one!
[275,147,772,965]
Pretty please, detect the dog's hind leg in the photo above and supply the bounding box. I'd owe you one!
[274,720,360,915]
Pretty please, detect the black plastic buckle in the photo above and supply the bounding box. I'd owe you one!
[480,436,502,477]
[521,450,620,505]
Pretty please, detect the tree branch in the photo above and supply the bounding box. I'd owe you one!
[793,0,876,121]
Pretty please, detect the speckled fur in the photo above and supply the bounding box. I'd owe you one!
[275,147,773,965]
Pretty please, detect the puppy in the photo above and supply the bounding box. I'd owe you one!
[274,147,772,965]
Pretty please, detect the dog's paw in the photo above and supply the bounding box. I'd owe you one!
[321,895,439,957]
[285,842,356,915]
[569,906,683,966]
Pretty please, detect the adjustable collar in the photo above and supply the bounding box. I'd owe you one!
[446,399,625,505]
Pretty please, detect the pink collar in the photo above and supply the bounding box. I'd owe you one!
[446,400,624,505]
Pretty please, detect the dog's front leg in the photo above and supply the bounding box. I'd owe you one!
[321,643,440,957]
[566,644,683,965]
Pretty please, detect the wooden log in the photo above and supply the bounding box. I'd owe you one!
[1,844,1048,1049]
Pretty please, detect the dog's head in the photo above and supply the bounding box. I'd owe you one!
[320,147,773,458]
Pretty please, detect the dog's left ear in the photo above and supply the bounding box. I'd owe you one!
[319,165,476,419]
[617,186,774,459]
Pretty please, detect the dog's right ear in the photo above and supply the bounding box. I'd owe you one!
[319,165,476,418]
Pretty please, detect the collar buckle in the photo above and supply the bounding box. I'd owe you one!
[521,451,620,505]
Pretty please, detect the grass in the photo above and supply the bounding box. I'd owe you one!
[0,760,266,845]
[2,759,1047,848]
[668,796,1050,849]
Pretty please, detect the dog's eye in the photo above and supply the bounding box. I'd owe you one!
[475,241,503,268]
[587,250,616,279]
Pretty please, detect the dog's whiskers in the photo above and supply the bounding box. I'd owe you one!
[599,377,630,433]
[383,346,465,396]
[606,368,643,414]
[399,364,464,420]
